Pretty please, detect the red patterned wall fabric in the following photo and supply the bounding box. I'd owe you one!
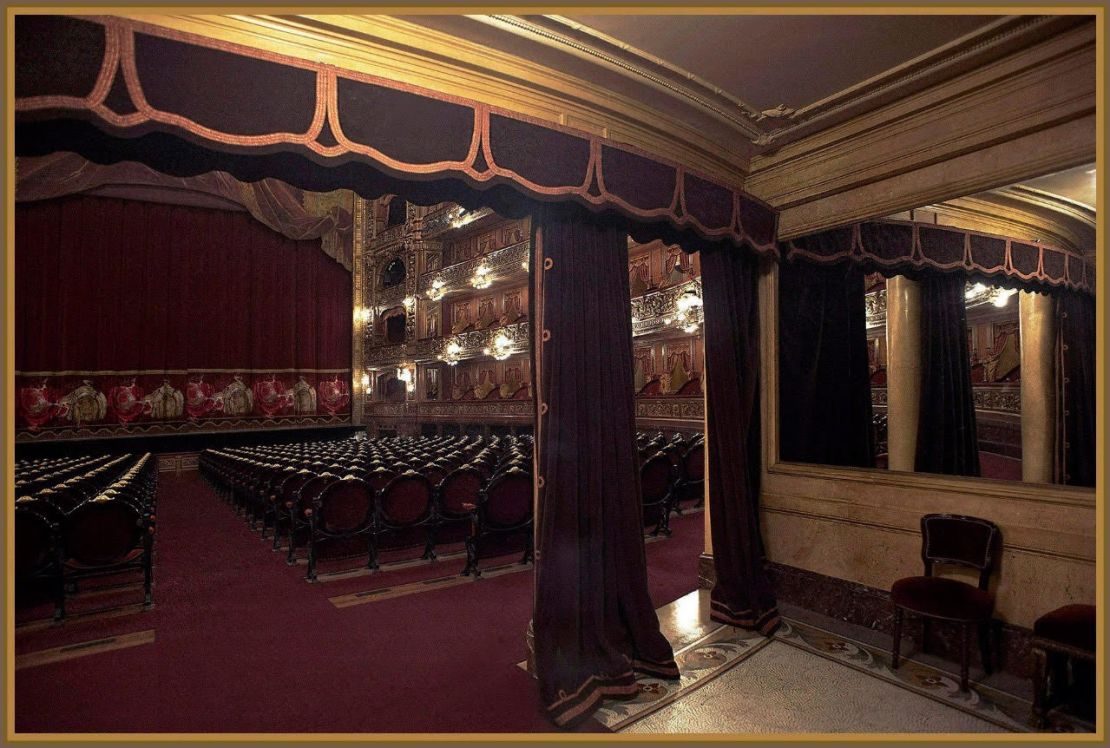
[16,194,352,440]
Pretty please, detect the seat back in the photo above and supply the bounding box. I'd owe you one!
[920,513,1002,589]
[378,472,433,528]
[297,473,336,512]
[683,443,704,482]
[366,466,396,493]
[63,498,144,566]
[15,505,56,577]
[481,469,533,530]
[640,454,673,507]
[439,467,483,518]
[315,477,373,534]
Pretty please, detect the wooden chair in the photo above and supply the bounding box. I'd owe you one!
[371,471,436,568]
[640,453,675,536]
[890,513,1002,691]
[1031,604,1096,728]
[305,477,374,582]
[461,467,533,577]
[60,496,155,620]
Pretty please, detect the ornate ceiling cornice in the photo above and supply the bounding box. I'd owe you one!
[466,14,1081,149]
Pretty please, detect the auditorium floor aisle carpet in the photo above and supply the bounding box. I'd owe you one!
[15,472,704,734]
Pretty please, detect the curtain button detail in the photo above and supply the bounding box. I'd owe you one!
[542,329,551,342]
[543,258,554,270]
[537,476,545,488]
[540,402,549,416]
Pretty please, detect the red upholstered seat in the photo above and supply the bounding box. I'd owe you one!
[1033,604,1095,652]
[890,575,994,622]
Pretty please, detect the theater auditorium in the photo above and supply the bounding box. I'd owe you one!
[8,10,1101,737]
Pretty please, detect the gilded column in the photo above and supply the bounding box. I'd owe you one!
[886,276,922,472]
[351,196,368,426]
[1019,290,1056,483]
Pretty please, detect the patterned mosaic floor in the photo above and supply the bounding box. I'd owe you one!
[585,610,1094,734]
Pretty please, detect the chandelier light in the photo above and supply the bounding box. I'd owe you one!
[471,264,493,289]
[484,333,513,360]
[426,278,447,301]
[442,340,463,366]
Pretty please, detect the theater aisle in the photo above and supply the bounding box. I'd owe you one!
[15,471,704,734]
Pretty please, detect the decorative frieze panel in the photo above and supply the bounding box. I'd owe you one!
[869,385,1019,414]
[366,399,533,420]
[634,397,705,421]
[365,321,531,366]
[418,241,530,295]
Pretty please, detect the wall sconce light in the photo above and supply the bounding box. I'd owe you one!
[471,264,493,289]
[426,278,446,301]
[360,372,370,390]
[403,295,416,308]
[483,333,513,361]
[442,340,462,366]
[396,366,413,383]
[354,306,372,324]
[521,259,530,271]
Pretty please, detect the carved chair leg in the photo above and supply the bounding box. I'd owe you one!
[462,535,478,577]
[286,510,298,565]
[959,622,971,692]
[1031,646,1049,729]
[891,607,904,669]
[305,521,317,583]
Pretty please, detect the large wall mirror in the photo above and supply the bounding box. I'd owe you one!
[776,165,1096,488]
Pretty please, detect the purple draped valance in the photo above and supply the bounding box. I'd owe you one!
[14,14,777,254]
[782,220,1093,295]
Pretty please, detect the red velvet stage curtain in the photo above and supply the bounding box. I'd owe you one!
[699,245,781,635]
[915,274,980,476]
[15,194,351,432]
[777,260,875,467]
[1056,291,1095,487]
[531,208,678,728]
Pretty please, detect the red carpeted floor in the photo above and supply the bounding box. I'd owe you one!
[15,472,704,734]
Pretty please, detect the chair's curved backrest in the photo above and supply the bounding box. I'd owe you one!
[63,499,144,567]
[422,464,447,489]
[920,513,1002,589]
[315,477,373,534]
[482,469,533,530]
[281,471,314,507]
[366,466,396,493]
[297,473,336,513]
[438,467,484,518]
[15,505,55,577]
[640,454,673,507]
[683,443,705,482]
[378,472,433,528]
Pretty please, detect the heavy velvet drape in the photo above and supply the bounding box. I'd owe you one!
[531,207,678,728]
[1056,292,1096,487]
[16,195,352,432]
[699,245,780,635]
[915,274,980,476]
[777,260,874,467]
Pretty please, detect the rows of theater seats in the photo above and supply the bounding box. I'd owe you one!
[15,453,158,620]
[199,435,535,580]
[199,430,705,581]
[637,431,705,535]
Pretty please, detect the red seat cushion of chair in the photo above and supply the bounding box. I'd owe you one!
[891,576,994,621]
[1033,604,1095,652]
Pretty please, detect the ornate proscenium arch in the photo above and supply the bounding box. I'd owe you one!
[14,15,777,255]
